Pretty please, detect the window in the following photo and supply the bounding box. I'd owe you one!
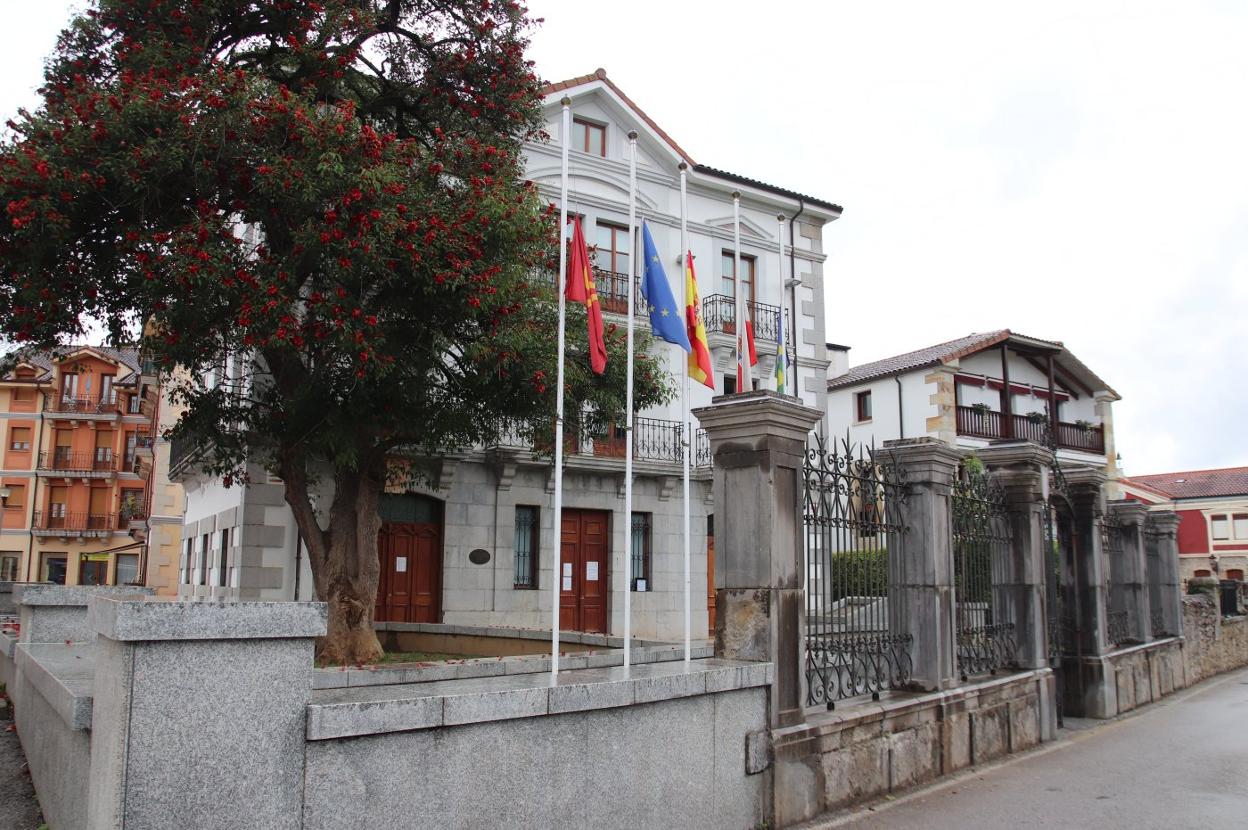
[594,221,630,275]
[116,553,140,586]
[723,375,737,395]
[95,430,115,468]
[4,484,24,511]
[1211,514,1229,541]
[100,374,115,404]
[572,117,606,156]
[513,506,539,588]
[120,489,144,522]
[218,528,230,587]
[60,372,78,401]
[855,390,873,422]
[124,432,137,466]
[9,426,31,451]
[128,393,142,414]
[0,554,18,581]
[41,553,67,584]
[199,533,210,585]
[1233,514,1248,540]
[1227,568,1245,582]
[720,251,756,305]
[48,486,68,527]
[630,512,651,591]
[183,538,193,584]
[79,554,108,586]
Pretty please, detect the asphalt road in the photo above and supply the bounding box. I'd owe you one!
[815,666,1248,830]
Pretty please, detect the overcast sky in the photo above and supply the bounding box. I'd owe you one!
[3,2,1245,476]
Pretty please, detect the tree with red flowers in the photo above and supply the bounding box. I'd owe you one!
[0,1,670,664]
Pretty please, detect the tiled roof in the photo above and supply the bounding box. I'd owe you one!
[541,69,842,214]
[826,331,1013,390]
[1121,468,1248,500]
[2,345,141,384]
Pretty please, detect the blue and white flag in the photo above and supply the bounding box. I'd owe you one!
[640,221,691,352]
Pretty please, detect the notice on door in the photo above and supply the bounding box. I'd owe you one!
[562,562,573,591]
[395,557,407,573]
[586,561,599,582]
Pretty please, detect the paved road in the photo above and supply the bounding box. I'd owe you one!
[817,666,1248,830]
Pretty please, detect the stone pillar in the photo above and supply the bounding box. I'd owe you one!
[86,597,326,830]
[880,438,962,691]
[976,441,1051,671]
[1107,500,1151,645]
[1065,467,1109,656]
[1145,511,1183,637]
[692,391,822,729]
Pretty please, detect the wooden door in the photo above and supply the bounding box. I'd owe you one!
[560,509,609,633]
[376,522,442,623]
[707,526,716,637]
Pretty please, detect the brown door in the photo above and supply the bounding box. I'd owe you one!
[706,522,716,637]
[376,522,442,623]
[560,509,609,634]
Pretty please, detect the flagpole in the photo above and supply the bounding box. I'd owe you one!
[624,130,638,669]
[776,212,786,395]
[732,192,745,392]
[551,97,571,679]
[679,161,692,664]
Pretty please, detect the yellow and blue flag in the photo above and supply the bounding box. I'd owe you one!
[641,222,691,352]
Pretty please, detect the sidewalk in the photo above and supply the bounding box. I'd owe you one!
[0,696,44,830]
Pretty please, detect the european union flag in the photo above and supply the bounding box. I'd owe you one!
[640,221,691,352]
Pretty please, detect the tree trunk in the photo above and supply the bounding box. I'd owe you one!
[282,451,386,666]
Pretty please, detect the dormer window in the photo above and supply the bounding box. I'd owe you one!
[573,117,606,157]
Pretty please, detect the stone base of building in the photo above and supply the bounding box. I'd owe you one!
[1061,638,1187,719]
[770,669,1056,827]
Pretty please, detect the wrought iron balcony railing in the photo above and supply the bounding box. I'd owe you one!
[700,294,785,343]
[37,450,118,474]
[487,417,712,468]
[47,394,121,415]
[954,406,1105,454]
[31,510,120,533]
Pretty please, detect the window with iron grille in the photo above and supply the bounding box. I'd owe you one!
[630,512,651,591]
[199,533,209,585]
[182,538,193,584]
[513,506,539,588]
[218,527,230,587]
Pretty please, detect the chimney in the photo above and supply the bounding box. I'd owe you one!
[826,342,851,378]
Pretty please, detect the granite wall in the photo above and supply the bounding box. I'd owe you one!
[770,669,1056,827]
[1182,594,1248,683]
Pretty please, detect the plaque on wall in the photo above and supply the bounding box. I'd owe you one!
[468,548,491,565]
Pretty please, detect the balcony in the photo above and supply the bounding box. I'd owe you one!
[37,450,118,477]
[955,406,1105,454]
[31,510,120,538]
[134,429,155,458]
[47,394,121,419]
[489,417,711,468]
[701,295,785,342]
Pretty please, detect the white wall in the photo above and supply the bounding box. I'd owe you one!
[825,371,935,448]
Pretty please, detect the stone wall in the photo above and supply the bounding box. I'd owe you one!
[1097,639,1187,716]
[770,669,1056,827]
[1182,594,1248,683]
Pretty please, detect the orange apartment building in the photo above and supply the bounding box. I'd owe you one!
[0,346,164,587]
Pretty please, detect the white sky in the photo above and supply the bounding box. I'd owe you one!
[3,1,1245,476]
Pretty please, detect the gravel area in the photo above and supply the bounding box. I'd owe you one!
[0,698,44,830]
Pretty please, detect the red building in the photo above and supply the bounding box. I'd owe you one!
[1119,467,1248,584]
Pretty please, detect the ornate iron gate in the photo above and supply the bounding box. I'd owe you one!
[803,434,910,708]
[1102,511,1137,646]
[951,466,1017,679]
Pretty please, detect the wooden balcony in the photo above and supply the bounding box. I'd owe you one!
[955,406,1105,454]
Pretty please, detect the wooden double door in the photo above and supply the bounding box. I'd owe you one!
[376,522,442,623]
[560,509,609,634]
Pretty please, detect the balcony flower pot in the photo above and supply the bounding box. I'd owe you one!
[970,403,991,415]
[1074,419,1094,433]
[1025,412,1047,424]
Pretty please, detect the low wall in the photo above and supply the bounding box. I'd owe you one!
[1183,594,1248,683]
[305,661,771,829]
[375,621,680,658]
[771,670,1056,826]
[1094,638,1187,717]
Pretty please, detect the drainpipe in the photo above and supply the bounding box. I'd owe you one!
[896,376,905,439]
[786,200,806,400]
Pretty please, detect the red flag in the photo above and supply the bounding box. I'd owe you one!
[745,319,759,366]
[565,217,607,374]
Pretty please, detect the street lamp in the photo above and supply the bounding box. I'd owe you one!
[1209,553,1220,576]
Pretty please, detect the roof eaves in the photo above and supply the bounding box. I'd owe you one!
[693,164,843,215]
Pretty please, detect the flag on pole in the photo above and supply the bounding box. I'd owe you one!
[565,216,607,374]
[684,252,714,390]
[640,222,691,351]
[737,315,758,390]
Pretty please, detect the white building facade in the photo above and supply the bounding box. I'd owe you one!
[172,69,841,641]
[825,330,1120,473]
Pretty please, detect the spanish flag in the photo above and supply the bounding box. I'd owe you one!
[684,251,715,390]
[565,216,607,374]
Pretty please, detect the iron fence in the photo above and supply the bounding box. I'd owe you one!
[1102,513,1139,646]
[951,466,1017,678]
[803,434,911,707]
